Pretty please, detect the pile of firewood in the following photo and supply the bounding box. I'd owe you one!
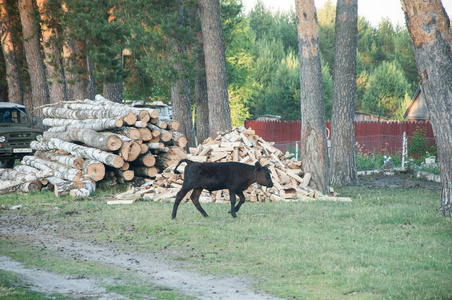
[0,95,188,197]
[112,126,352,204]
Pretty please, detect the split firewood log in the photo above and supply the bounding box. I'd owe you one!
[172,131,187,148]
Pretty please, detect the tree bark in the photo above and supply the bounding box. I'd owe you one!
[36,0,67,103]
[0,0,23,104]
[197,0,231,137]
[402,0,452,217]
[170,1,196,148]
[103,81,122,103]
[18,0,49,125]
[190,5,210,144]
[295,0,329,194]
[329,0,358,187]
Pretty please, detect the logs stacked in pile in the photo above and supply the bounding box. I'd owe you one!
[22,94,187,197]
[114,126,351,203]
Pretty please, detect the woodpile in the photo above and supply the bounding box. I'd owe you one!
[112,126,352,204]
[0,95,188,198]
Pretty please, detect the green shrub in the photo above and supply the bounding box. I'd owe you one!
[408,126,436,162]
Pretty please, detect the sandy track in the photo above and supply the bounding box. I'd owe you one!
[0,213,281,300]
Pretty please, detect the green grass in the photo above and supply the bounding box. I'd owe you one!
[0,186,451,299]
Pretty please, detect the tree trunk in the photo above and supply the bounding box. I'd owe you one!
[197,0,231,137]
[189,5,210,144]
[18,0,49,125]
[402,0,452,217]
[73,42,90,100]
[295,0,329,194]
[103,81,122,103]
[87,54,96,99]
[36,0,67,103]
[0,0,23,104]
[329,0,358,187]
[170,1,196,148]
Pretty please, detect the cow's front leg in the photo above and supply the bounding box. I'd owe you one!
[229,190,237,218]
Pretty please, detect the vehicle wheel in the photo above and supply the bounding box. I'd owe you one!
[0,159,15,168]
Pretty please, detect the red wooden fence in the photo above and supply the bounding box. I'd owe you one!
[244,120,435,155]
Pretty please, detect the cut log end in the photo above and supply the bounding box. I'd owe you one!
[113,156,125,168]
[107,135,123,151]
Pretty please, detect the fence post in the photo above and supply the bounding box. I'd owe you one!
[402,132,407,168]
[296,141,299,161]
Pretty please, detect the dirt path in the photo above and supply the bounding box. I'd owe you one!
[0,214,281,300]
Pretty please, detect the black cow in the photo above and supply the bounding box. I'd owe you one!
[171,159,273,219]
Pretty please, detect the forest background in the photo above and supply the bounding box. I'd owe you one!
[0,0,426,125]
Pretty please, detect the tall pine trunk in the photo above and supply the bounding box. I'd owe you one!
[72,42,89,100]
[402,0,452,217]
[103,81,122,103]
[189,5,209,144]
[329,0,358,186]
[194,50,209,144]
[295,0,329,194]
[18,0,48,125]
[36,0,67,103]
[197,0,231,137]
[171,3,196,148]
[0,0,22,104]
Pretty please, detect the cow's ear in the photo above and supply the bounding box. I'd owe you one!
[255,161,262,169]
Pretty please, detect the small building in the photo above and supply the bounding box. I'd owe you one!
[255,115,281,121]
[354,111,394,122]
[404,86,430,121]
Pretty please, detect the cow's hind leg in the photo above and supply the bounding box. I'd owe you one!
[191,188,208,217]
[172,188,190,219]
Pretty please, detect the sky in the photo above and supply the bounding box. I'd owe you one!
[241,0,452,28]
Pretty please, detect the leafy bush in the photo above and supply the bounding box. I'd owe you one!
[408,126,436,162]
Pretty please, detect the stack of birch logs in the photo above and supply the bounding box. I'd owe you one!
[112,126,352,204]
[1,95,188,197]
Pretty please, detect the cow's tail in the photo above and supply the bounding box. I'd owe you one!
[174,159,192,174]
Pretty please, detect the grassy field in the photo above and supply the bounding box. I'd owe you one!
[1,183,451,299]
